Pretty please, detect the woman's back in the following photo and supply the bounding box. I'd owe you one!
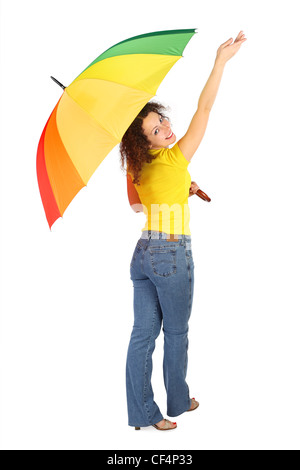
[128,143,192,235]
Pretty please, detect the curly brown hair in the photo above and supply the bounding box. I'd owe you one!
[119,101,170,186]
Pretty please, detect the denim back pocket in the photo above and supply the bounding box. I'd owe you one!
[149,244,177,277]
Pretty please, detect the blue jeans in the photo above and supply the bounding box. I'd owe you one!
[126,230,194,427]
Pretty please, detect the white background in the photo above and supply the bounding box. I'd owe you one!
[1,0,300,450]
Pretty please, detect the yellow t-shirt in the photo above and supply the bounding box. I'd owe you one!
[129,142,191,235]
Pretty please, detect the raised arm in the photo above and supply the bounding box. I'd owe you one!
[177,31,247,162]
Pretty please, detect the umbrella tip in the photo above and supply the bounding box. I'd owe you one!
[50,76,66,90]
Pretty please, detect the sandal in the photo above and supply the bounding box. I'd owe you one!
[135,419,177,431]
[152,419,177,431]
[186,398,199,412]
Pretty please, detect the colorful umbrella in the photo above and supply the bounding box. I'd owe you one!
[36,28,197,229]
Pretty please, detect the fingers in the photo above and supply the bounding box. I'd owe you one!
[222,31,247,48]
[220,31,247,49]
[221,37,233,48]
[235,31,247,44]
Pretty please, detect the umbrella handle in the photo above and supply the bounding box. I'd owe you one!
[195,188,211,202]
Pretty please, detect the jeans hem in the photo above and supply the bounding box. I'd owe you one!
[128,415,164,428]
[167,399,192,418]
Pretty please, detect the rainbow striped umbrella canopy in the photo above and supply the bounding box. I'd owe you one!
[36,28,196,229]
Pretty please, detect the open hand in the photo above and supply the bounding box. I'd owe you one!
[216,31,247,65]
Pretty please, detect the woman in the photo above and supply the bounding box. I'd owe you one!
[120,31,247,431]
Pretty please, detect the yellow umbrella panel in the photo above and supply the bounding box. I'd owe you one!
[36,29,196,229]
